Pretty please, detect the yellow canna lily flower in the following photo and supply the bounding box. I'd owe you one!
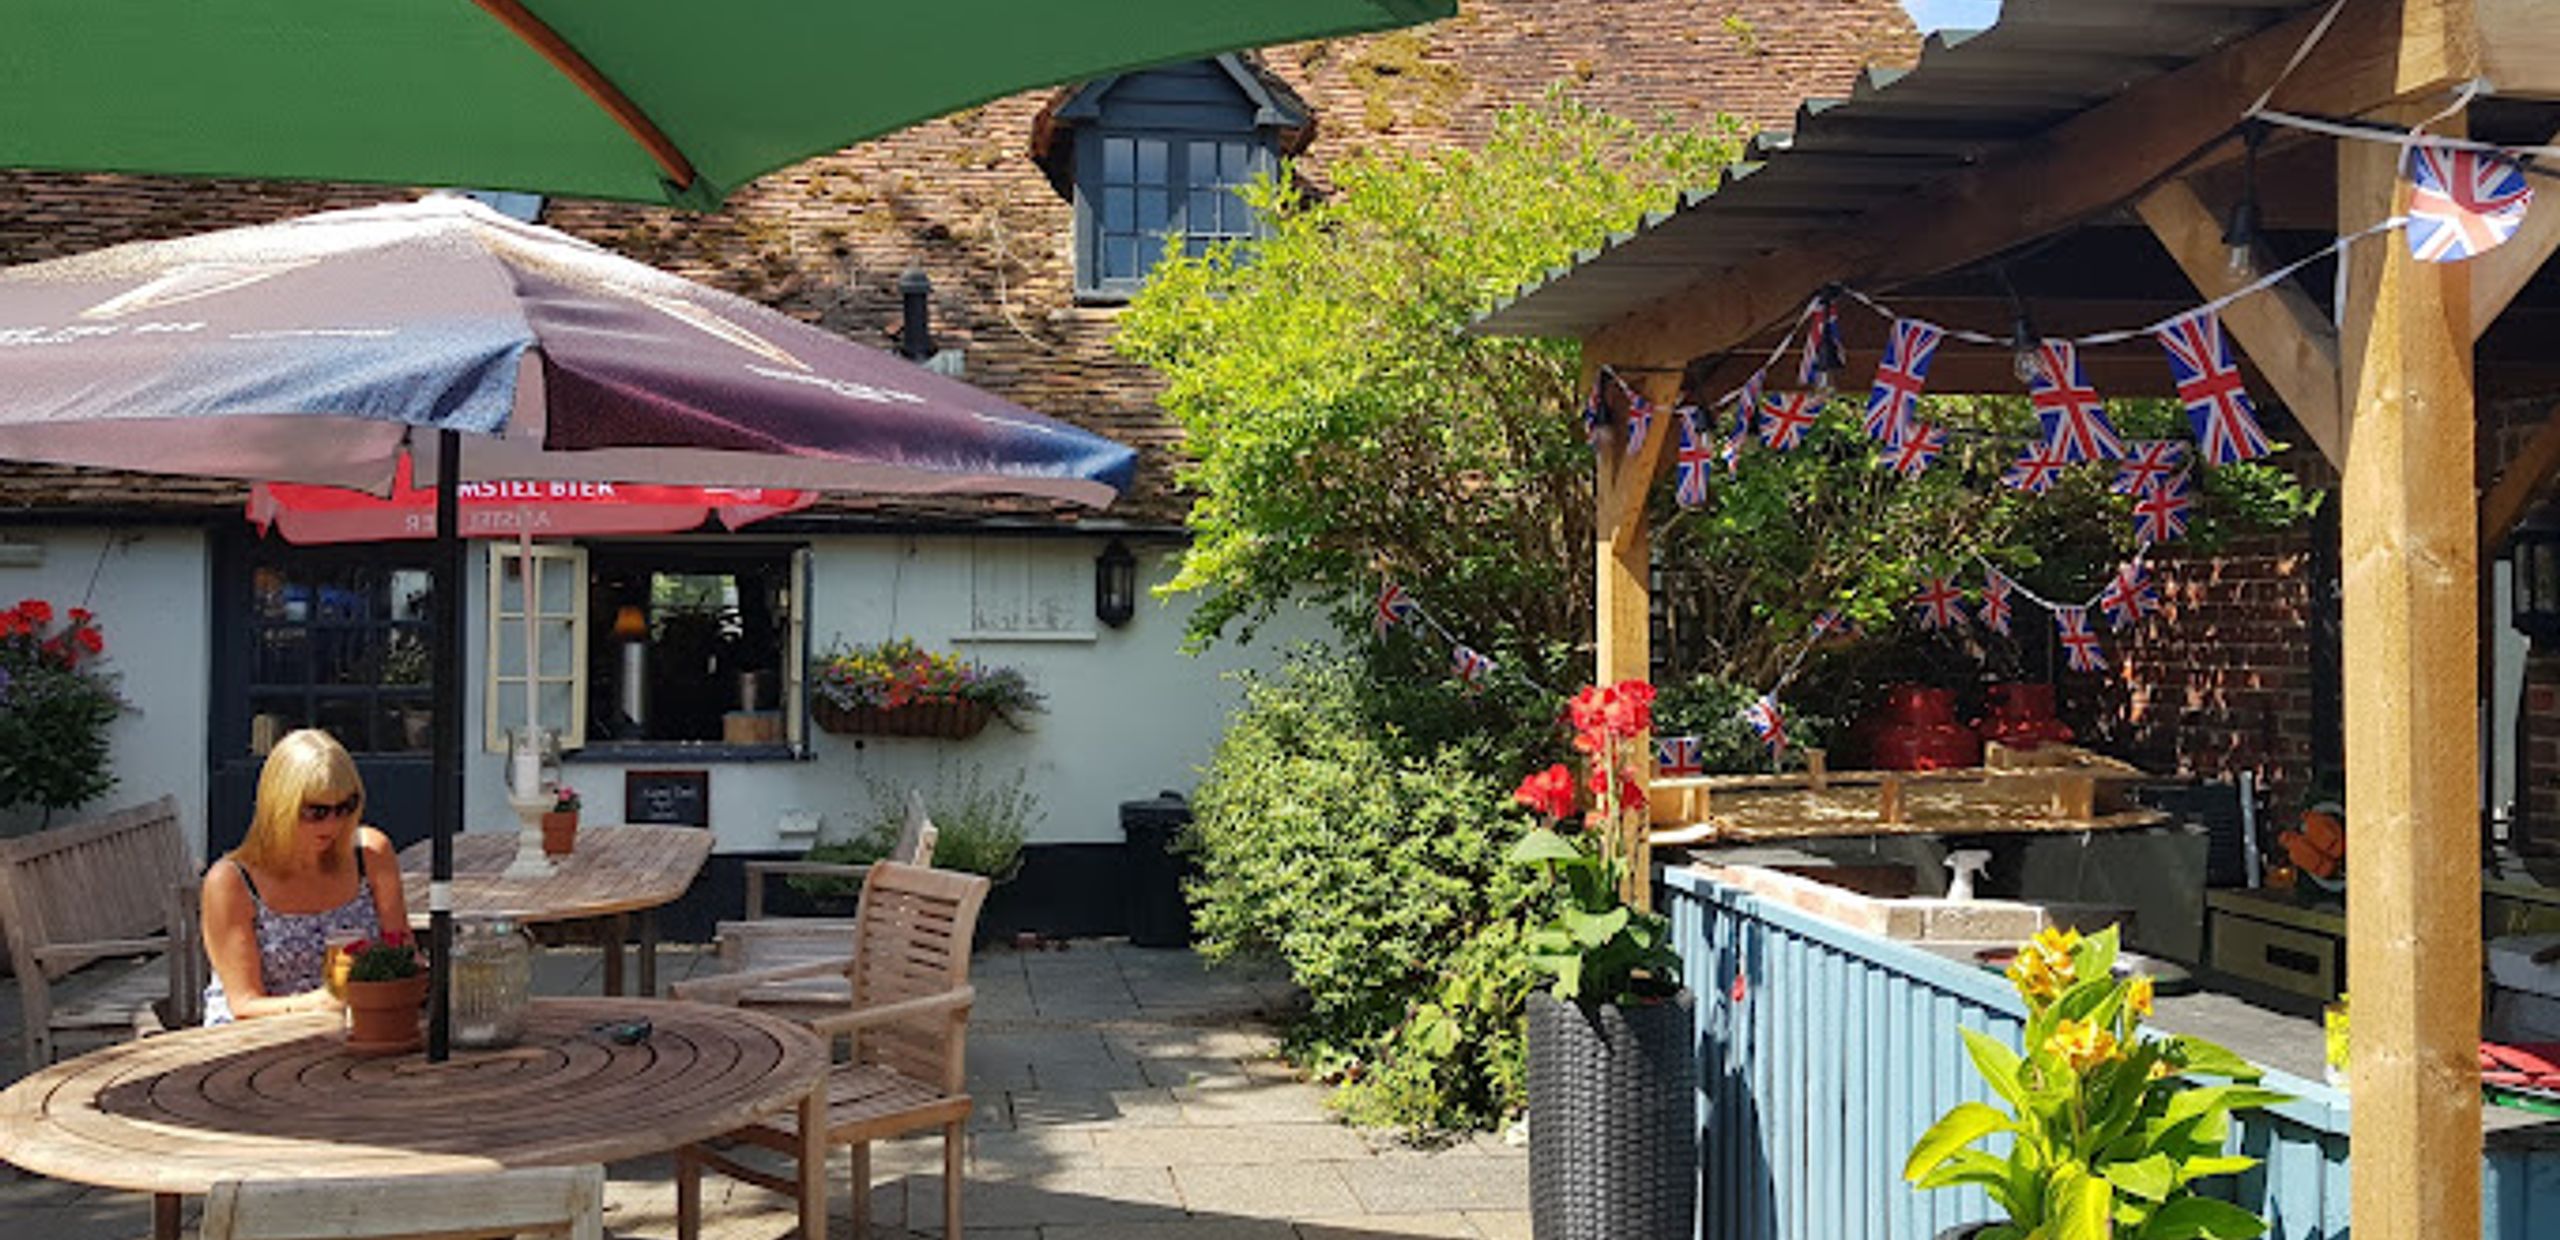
[2045,1018,2119,1073]
[2126,974,2154,1020]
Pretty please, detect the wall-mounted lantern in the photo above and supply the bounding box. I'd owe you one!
[1095,539,1137,628]
[2512,513,2560,644]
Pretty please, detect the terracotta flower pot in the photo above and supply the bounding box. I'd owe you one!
[342,972,428,1054]
[541,809,579,856]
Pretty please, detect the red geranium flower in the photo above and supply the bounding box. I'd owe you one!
[16,599,51,626]
[1513,763,1576,820]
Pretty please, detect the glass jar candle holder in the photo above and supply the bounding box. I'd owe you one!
[449,916,535,1049]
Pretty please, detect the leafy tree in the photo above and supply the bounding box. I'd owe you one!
[1119,93,1739,672]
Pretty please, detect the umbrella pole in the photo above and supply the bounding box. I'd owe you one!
[428,431,462,1061]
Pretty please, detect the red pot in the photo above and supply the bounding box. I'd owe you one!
[1871,684,1980,770]
[1975,680,2074,749]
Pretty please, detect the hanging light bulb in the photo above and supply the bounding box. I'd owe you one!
[2011,313,2042,385]
[2221,120,2268,279]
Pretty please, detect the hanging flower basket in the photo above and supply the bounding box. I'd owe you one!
[812,698,995,740]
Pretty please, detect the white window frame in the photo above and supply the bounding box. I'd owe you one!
[960,536,1098,643]
[484,543,588,752]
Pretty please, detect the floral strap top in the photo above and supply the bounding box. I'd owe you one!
[202,851,379,1025]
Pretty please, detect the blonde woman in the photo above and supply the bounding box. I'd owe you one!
[201,728,411,1022]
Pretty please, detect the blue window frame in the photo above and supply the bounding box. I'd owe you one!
[1058,58,1302,303]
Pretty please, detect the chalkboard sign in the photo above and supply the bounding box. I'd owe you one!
[624,769,709,827]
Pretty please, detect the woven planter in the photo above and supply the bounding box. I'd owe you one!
[812,698,995,739]
[1526,988,1698,1240]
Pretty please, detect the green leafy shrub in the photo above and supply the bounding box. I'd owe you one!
[795,761,1037,895]
[1188,649,1546,1134]
[1654,673,1837,774]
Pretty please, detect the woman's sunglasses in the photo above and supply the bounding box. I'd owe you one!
[299,795,362,823]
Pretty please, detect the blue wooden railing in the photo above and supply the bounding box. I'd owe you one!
[1662,867,2560,1240]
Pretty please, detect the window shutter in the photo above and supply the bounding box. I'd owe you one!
[484,543,590,751]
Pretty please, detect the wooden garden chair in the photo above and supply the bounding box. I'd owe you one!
[0,795,197,1066]
[677,861,988,1240]
[199,1165,605,1240]
[673,790,935,1017]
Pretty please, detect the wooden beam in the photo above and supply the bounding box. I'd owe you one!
[2469,127,2560,337]
[2476,0,2559,97]
[2479,401,2560,547]
[2135,179,2346,462]
[1587,0,2469,370]
[2337,97,2481,1240]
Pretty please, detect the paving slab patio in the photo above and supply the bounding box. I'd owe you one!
[0,934,1527,1238]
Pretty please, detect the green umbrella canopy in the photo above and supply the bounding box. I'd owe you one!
[0,0,1452,209]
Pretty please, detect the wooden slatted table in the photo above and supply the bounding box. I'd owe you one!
[399,825,712,996]
[0,998,828,1240]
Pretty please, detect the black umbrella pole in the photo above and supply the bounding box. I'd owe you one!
[427,431,462,1061]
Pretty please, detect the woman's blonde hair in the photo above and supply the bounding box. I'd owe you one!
[233,729,365,875]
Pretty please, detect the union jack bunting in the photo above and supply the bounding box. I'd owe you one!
[1882,422,1947,479]
[1674,408,1715,508]
[1580,378,1609,446]
[1912,573,1966,631]
[1979,566,2015,635]
[1374,581,1421,634]
[1732,372,1764,440]
[1759,391,1820,451]
[1864,318,1943,446]
[2028,339,2124,463]
[1655,734,1704,777]
[1720,432,1747,475]
[1451,644,1494,691]
[2097,561,2161,631]
[1624,393,1656,457]
[2153,309,2271,465]
[2002,441,2067,495]
[1741,693,1787,752]
[2404,143,2533,264]
[2055,606,2106,673]
[1800,295,1845,389]
[1810,608,1853,640]
[2132,471,2193,545]
[2112,440,2190,496]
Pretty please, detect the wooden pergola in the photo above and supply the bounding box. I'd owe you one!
[1476,1,2560,1235]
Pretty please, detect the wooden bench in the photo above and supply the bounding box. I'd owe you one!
[677,792,934,1018]
[0,795,195,1067]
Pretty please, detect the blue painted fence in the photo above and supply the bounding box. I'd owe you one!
[1662,867,2560,1240]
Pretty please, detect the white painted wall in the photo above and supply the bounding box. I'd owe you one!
[40,525,1322,858]
[0,528,211,855]
[459,532,1329,851]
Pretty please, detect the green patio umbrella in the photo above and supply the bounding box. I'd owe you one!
[0,0,1452,209]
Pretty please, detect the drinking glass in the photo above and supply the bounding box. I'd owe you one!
[323,932,361,1030]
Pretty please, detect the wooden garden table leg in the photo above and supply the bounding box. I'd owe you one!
[154,1191,180,1240]
[601,913,628,997]
[638,909,660,997]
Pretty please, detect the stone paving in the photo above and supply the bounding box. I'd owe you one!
[0,937,1528,1238]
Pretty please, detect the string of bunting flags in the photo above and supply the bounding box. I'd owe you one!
[1602,113,2537,772]
[1371,579,1556,699]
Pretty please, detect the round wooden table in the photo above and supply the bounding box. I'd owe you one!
[0,998,827,1239]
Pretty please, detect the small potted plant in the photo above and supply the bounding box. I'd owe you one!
[335,930,428,1054]
[543,785,581,856]
[1904,925,2286,1239]
[1508,679,1692,1240]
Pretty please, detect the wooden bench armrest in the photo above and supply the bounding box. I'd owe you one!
[806,985,974,1037]
[671,956,850,1006]
[29,936,169,967]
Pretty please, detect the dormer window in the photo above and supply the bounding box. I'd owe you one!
[1035,56,1312,304]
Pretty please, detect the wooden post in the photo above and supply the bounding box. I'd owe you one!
[1593,368,1679,908]
[2337,97,2481,1240]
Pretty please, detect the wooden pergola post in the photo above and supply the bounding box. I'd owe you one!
[2337,94,2482,1240]
[1593,368,1679,908]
